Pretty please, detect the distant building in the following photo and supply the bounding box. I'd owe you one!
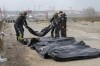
[3,9,100,23]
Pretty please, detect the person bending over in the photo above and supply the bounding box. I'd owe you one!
[14,11,28,41]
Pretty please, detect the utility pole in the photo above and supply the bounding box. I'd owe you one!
[34,4,35,14]
[53,6,55,12]
[2,6,6,30]
[38,5,41,11]
[0,7,2,20]
[3,6,6,20]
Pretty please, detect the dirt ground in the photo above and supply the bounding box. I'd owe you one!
[0,21,100,66]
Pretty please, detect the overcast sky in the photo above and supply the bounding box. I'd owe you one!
[0,0,100,11]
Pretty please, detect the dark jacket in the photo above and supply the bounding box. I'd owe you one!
[50,14,60,27]
[57,13,67,29]
[15,15,27,27]
[60,13,67,26]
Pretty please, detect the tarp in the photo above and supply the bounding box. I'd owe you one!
[24,37,100,61]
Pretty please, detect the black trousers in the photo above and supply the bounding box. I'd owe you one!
[61,24,67,37]
[14,24,24,38]
[14,24,19,37]
[51,26,55,37]
[51,25,60,37]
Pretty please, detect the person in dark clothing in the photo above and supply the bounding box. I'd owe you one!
[58,11,67,37]
[50,13,60,37]
[14,11,28,40]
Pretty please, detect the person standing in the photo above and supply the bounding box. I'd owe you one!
[14,11,28,41]
[58,11,67,37]
[0,32,7,62]
[50,13,60,37]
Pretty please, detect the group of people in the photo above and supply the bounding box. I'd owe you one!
[50,11,67,37]
[14,11,67,41]
[0,11,67,62]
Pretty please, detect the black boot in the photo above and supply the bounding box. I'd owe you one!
[51,34,54,37]
[16,36,18,41]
